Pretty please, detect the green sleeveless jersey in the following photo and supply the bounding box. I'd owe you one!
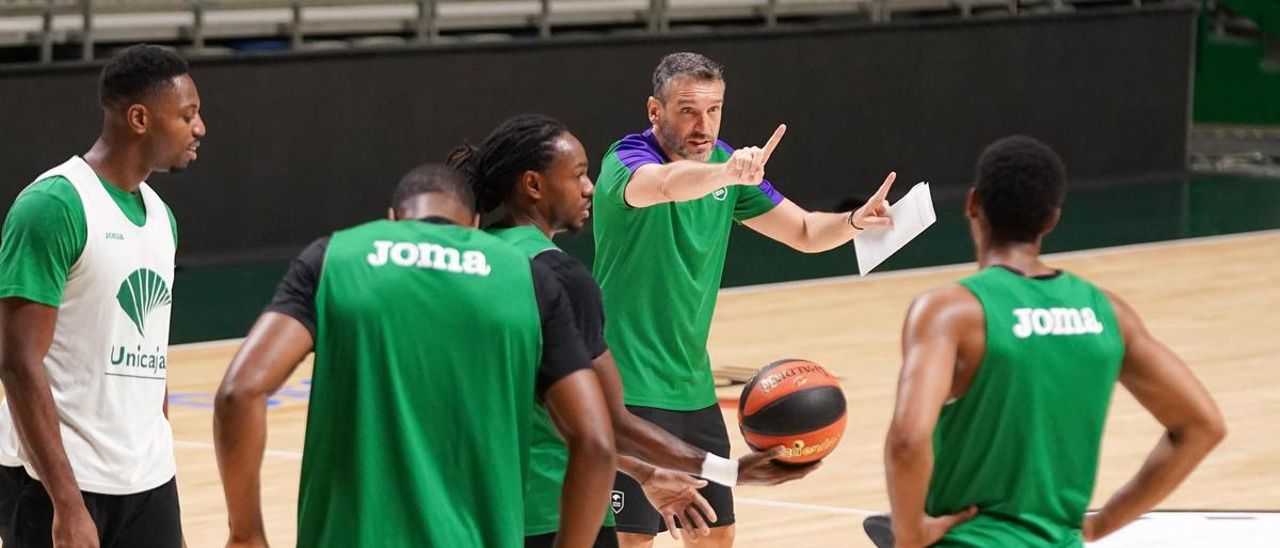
[487,225,616,535]
[930,267,1124,547]
[299,220,542,548]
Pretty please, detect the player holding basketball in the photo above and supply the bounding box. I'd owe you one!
[0,45,203,548]
[450,115,817,548]
[875,136,1226,547]
[594,52,896,547]
[214,165,617,547]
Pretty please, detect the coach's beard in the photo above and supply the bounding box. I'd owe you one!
[657,123,713,162]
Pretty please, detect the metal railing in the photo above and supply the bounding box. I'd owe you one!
[0,0,1143,63]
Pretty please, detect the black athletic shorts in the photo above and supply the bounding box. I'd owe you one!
[0,465,182,548]
[525,526,619,548]
[611,404,735,536]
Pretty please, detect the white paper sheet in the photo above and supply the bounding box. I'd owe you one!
[853,182,937,276]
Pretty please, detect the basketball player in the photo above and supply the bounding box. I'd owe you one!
[593,52,895,547]
[214,164,616,547]
[450,115,818,547]
[874,136,1226,547]
[0,45,203,548]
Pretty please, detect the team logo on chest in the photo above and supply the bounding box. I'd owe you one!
[1012,307,1104,339]
[712,187,728,201]
[109,268,171,376]
[116,268,172,337]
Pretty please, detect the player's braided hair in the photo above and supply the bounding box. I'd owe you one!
[974,135,1067,243]
[99,44,189,109]
[447,114,569,213]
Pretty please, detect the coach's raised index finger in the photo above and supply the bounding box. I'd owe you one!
[873,171,898,201]
[761,123,787,165]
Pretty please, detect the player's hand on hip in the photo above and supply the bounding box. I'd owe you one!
[725,124,787,186]
[895,506,978,548]
[849,172,898,230]
[736,446,823,486]
[1082,512,1110,542]
[638,468,717,541]
[51,504,99,548]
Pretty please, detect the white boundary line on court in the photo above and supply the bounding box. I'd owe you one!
[171,228,1280,352]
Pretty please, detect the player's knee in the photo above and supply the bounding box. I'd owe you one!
[617,532,655,548]
[686,523,735,548]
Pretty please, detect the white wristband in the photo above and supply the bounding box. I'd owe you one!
[700,453,739,486]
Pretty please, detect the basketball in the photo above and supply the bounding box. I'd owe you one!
[737,359,848,465]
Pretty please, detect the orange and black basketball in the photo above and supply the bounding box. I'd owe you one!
[737,359,847,465]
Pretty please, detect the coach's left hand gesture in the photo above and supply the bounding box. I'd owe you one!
[848,172,898,231]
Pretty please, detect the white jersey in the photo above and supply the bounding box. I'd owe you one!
[0,156,176,495]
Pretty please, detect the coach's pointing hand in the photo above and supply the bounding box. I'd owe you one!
[849,172,897,231]
[724,124,787,186]
[736,446,822,486]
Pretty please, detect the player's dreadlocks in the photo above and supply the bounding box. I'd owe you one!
[447,114,569,213]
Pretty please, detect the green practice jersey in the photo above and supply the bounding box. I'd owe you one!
[297,219,547,547]
[930,266,1124,547]
[487,225,616,535]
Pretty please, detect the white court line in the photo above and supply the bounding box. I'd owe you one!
[171,227,1280,352]
[173,439,881,515]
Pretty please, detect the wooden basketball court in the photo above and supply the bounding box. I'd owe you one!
[5,230,1278,546]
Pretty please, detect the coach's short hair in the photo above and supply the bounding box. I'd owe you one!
[652,52,724,101]
[974,136,1067,243]
[99,44,190,109]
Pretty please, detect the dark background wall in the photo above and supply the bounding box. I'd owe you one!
[0,5,1195,266]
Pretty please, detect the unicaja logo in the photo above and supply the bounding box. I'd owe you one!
[116,268,172,337]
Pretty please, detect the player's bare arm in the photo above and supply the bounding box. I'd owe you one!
[592,350,818,487]
[1082,291,1226,541]
[617,456,716,541]
[884,286,982,548]
[543,369,617,548]
[214,312,315,548]
[0,297,99,548]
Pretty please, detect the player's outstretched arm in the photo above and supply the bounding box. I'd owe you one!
[625,125,787,208]
[592,350,819,486]
[742,171,896,253]
[884,287,980,548]
[617,456,716,541]
[1083,292,1227,542]
[544,369,617,548]
[0,297,99,548]
[214,312,314,548]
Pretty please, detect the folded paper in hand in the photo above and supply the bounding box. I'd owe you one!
[853,182,936,276]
